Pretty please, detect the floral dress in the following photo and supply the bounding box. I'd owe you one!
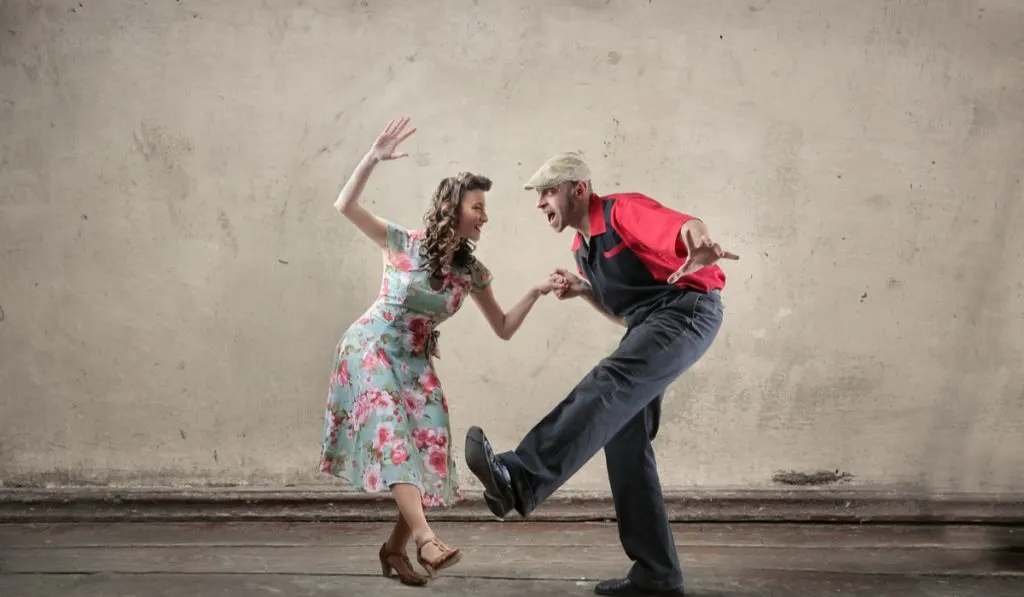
[319,221,492,508]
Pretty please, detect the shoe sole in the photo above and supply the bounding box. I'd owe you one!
[594,584,685,596]
[464,426,514,518]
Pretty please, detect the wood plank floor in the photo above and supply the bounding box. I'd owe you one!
[2,521,1022,596]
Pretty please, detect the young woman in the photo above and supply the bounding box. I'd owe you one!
[318,117,558,586]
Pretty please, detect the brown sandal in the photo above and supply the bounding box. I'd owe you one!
[378,542,428,586]
[415,535,462,577]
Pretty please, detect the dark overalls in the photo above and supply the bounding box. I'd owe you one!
[496,195,726,591]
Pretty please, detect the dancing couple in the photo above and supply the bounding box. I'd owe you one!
[318,117,739,596]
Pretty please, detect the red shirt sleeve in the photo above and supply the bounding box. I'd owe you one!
[610,194,695,260]
[608,193,727,292]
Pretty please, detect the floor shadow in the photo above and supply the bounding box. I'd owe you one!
[987,532,1024,572]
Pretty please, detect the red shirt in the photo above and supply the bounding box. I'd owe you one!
[572,193,726,294]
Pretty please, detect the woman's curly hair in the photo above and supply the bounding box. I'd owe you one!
[419,171,491,278]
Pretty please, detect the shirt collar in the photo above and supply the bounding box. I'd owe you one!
[572,194,606,252]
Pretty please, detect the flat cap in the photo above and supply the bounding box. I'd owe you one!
[523,152,591,190]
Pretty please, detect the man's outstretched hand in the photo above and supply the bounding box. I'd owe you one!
[667,228,740,284]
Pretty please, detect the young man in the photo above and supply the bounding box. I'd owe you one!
[464,152,739,596]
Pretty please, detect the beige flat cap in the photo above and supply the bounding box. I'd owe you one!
[523,152,592,190]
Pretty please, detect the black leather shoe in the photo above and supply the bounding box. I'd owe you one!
[594,578,685,596]
[464,426,515,518]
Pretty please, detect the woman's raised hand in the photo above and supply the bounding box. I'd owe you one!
[369,117,417,161]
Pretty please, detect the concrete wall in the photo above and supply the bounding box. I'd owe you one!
[2,0,1022,494]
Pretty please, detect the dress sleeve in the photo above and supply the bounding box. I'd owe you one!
[385,221,415,271]
[467,259,493,293]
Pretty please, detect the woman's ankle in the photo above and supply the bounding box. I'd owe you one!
[412,529,436,547]
[384,535,407,552]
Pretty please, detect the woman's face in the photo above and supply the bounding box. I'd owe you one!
[455,189,488,242]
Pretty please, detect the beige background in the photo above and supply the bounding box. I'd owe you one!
[1,0,1022,494]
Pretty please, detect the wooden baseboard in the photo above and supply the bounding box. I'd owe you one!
[1,487,1021,524]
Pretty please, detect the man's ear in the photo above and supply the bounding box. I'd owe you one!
[573,180,590,199]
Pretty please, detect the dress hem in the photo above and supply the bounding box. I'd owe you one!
[317,468,465,510]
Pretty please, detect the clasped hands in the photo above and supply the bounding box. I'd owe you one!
[541,269,588,300]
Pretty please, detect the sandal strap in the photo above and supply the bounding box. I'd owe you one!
[381,543,407,558]
[417,536,451,554]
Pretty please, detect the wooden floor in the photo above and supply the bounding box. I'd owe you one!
[1,521,1022,596]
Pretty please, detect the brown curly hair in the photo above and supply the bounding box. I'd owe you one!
[419,171,492,278]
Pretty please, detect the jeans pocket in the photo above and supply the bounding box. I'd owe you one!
[690,291,725,322]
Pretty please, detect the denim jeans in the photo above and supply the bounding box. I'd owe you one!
[497,288,725,590]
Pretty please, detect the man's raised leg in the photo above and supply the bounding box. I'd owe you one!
[465,290,724,519]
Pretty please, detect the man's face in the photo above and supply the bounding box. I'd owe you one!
[535,181,583,233]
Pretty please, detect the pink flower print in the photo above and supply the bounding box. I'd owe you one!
[361,350,379,372]
[362,463,384,492]
[319,452,334,473]
[351,393,373,429]
[407,317,432,353]
[425,444,449,479]
[390,441,409,466]
[412,427,447,450]
[383,310,394,322]
[419,370,441,394]
[380,277,390,298]
[422,492,445,508]
[445,285,464,313]
[373,422,395,457]
[409,229,426,240]
[389,250,412,272]
[325,409,343,441]
[336,360,350,386]
[402,388,427,421]
[361,346,389,372]
[369,389,395,413]
[400,362,409,375]
[413,428,444,450]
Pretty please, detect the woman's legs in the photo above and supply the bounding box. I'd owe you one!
[378,492,427,586]
[390,483,440,555]
[390,483,461,574]
[385,511,413,552]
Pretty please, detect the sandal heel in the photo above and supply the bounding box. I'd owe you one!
[378,542,427,586]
